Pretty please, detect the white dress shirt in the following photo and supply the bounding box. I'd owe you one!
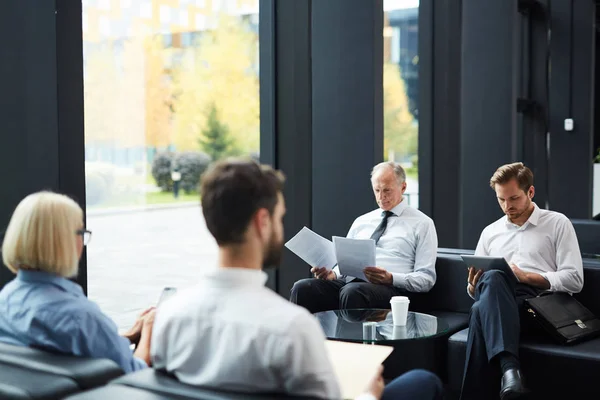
[475,203,583,293]
[152,267,376,400]
[334,200,438,292]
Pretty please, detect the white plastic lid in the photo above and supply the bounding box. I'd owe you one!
[390,296,410,303]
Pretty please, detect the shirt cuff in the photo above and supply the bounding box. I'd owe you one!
[132,356,149,371]
[333,266,340,279]
[467,285,475,300]
[355,393,377,400]
[391,272,403,289]
[539,272,556,291]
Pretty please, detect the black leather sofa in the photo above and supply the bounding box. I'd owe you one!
[447,257,600,399]
[0,341,123,399]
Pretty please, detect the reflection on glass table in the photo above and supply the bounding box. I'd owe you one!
[314,309,449,343]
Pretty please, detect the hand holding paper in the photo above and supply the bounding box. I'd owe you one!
[285,227,337,269]
[333,236,376,282]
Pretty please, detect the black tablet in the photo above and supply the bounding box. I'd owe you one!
[461,255,518,282]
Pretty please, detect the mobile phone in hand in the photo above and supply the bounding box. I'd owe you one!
[157,287,177,307]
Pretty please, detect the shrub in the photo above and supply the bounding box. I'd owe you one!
[174,151,212,194]
[151,152,175,192]
[85,162,117,206]
[86,171,108,206]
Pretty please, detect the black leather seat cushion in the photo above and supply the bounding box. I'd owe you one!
[0,342,123,389]
[410,253,474,314]
[0,361,80,399]
[448,328,600,399]
[112,369,323,400]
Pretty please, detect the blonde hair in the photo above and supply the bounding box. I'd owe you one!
[2,191,83,278]
[489,162,534,192]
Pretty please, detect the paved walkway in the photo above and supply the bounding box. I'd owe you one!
[87,206,218,329]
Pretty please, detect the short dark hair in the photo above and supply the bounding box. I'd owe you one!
[200,158,285,246]
[490,162,534,193]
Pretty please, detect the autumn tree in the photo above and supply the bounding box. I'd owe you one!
[143,35,173,151]
[171,14,259,154]
[83,35,171,156]
[383,62,417,162]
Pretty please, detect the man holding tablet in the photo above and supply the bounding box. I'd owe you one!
[460,162,583,400]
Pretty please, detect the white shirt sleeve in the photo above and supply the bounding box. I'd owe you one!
[539,217,584,293]
[278,313,342,400]
[391,218,438,292]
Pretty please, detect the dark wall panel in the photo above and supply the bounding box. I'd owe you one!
[431,0,462,248]
[548,0,595,218]
[460,0,519,248]
[259,0,278,291]
[311,0,384,241]
[0,2,86,291]
[271,0,313,296]
[0,2,60,289]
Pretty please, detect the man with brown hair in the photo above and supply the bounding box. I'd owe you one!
[151,159,444,400]
[460,162,583,400]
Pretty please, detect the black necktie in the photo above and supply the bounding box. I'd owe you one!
[370,211,394,244]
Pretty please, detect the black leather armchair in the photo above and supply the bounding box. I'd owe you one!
[0,342,123,399]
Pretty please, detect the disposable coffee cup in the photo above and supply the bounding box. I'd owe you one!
[390,296,410,326]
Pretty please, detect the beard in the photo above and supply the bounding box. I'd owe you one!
[506,198,532,221]
[262,231,283,269]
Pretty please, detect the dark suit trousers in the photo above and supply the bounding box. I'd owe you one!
[460,270,543,400]
[289,278,407,313]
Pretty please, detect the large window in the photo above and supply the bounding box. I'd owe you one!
[383,0,419,208]
[82,0,260,328]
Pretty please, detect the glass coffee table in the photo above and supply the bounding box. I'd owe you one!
[314,309,449,344]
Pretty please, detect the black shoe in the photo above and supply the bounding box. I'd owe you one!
[500,368,530,400]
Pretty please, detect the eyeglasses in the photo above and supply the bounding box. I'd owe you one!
[76,229,92,246]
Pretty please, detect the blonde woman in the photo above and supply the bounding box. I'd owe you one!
[0,191,153,373]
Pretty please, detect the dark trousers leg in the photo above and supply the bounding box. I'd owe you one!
[460,270,541,400]
[289,278,346,313]
[340,282,407,309]
[382,369,444,400]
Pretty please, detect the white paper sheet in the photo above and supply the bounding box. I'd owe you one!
[284,227,337,269]
[332,236,375,281]
[325,340,394,400]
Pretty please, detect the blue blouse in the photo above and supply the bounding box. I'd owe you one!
[0,270,146,373]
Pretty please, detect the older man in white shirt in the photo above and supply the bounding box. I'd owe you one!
[290,161,438,313]
[460,162,583,400]
[151,159,443,400]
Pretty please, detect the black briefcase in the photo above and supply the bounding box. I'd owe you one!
[524,292,600,345]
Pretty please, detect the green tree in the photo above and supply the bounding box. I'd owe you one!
[199,103,237,161]
[172,14,259,153]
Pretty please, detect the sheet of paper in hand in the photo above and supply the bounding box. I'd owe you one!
[285,227,337,269]
[325,340,393,399]
[333,236,376,282]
